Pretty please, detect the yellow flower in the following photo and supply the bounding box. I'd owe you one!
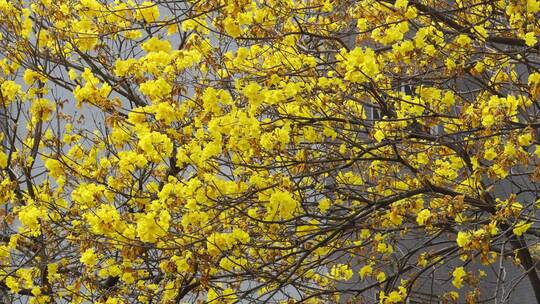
[518,133,533,146]
[0,151,7,168]
[482,114,495,128]
[121,272,135,284]
[341,47,380,82]
[357,18,368,31]
[513,221,532,236]
[142,37,172,53]
[137,131,174,162]
[23,69,43,85]
[456,231,470,248]
[416,152,429,164]
[404,6,417,18]
[139,1,159,23]
[446,58,457,70]
[0,80,21,102]
[114,58,137,77]
[386,291,403,303]
[455,34,472,47]
[153,102,176,124]
[395,0,408,9]
[259,133,275,150]
[376,271,386,282]
[446,291,459,301]
[329,264,353,281]
[84,204,124,236]
[318,198,331,213]
[31,286,41,296]
[30,98,54,121]
[207,289,219,303]
[473,25,488,40]
[267,189,298,220]
[222,288,237,303]
[377,242,393,254]
[80,248,98,268]
[380,289,405,304]
[136,211,169,243]
[452,266,466,288]
[374,130,385,142]
[5,276,20,293]
[530,72,540,86]
[484,148,497,160]
[525,32,538,47]
[223,17,241,37]
[139,78,172,101]
[528,0,540,12]
[359,264,373,279]
[416,209,431,226]
[504,142,516,156]
[18,204,42,236]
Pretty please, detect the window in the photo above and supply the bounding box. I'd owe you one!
[367,104,381,120]
[430,124,444,136]
[402,84,414,96]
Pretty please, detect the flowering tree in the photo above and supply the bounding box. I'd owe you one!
[0,0,539,303]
